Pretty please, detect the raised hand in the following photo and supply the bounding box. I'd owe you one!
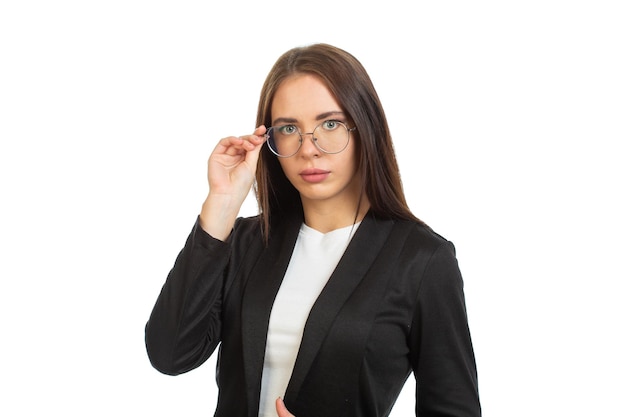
[199,125,267,240]
[207,126,267,197]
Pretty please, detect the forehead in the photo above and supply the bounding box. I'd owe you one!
[271,74,342,122]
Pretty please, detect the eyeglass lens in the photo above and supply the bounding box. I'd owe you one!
[266,121,350,157]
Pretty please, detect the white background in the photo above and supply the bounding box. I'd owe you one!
[1,1,624,416]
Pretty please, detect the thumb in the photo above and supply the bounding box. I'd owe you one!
[275,397,295,417]
[244,125,267,168]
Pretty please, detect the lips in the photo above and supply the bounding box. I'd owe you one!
[299,168,330,183]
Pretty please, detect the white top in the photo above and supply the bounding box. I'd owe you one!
[258,222,360,417]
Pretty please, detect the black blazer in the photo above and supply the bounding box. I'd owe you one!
[146,212,480,417]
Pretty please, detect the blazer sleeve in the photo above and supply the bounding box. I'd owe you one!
[145,218,231,376]
[409,241,481,417]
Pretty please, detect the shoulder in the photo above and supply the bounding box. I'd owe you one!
[232,215,263,234]
[382,218,463,294]
[399,221,465,298]
[231,213,301,242]
[229,215,264,248]
[390,218,454,258]
[359,211,455,260]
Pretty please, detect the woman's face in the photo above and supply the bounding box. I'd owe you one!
[270,73,362,210]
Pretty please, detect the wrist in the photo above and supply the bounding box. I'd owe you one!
[199,193,243,241]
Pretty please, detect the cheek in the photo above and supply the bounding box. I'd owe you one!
[277,159,298,180]
[342,145,360,174]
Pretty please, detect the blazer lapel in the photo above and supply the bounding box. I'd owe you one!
[284,213,396,403]
[240,215,301,415]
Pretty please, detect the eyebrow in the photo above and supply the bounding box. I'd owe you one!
[272,111,346,126]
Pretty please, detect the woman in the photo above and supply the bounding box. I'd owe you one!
[145,43,481,417]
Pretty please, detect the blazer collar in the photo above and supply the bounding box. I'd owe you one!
[284,212,395,403]
[240,213,301,414]
[240,212,395,414]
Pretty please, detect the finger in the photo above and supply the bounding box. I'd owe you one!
[237,127,268,163]
[215,136,243,151]
[217,126,266,147]
[243,133,267,168]
[253,125,267,136]
[233,125,266,141]
[212,136,250,158]
[213,126,267,159]
[275,397,295,417]
[239,127,267,147]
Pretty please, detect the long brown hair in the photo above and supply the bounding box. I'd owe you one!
[255,43,421,242]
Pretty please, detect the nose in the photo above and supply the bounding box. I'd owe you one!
[298,132,320,157]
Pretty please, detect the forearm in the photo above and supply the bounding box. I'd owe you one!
[411,242,481,416]
[145,220,230,375]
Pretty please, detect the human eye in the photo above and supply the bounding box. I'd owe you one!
[321,120,342,131]
[278,125,298,135]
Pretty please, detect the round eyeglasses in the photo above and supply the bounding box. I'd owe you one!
[265,120,356,158]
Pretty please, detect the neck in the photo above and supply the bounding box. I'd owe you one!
[301,196,370,234]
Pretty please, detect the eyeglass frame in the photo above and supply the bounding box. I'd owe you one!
[264,120,357,158]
